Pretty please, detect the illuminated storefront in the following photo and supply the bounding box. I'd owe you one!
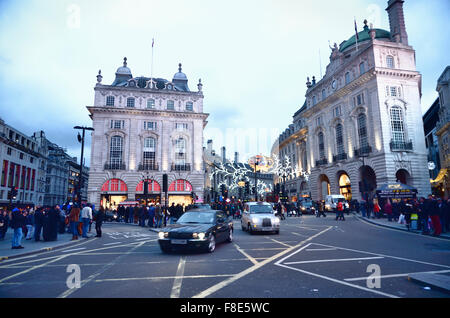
[100,178,128,210]
[168,179,194,206]
[135,179,161,205]
[339,173,352,201]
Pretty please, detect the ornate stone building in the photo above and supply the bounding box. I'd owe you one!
[87,59,208,209]
[303,0,430,201]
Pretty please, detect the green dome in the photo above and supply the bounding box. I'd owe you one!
[339,26,391,52]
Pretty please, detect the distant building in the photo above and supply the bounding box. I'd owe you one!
[0,118,43,207]
[87,59,208,209]
[434,66,450,198]
[67,159,89,204]
[423,98,441,196]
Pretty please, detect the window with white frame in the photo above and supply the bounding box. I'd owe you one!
[353,92,365,106]
[186,101,193,111]
[110,120,124,129]
[335,124,344,154]
[386,55,395,69]
[359,62,365,75]
[106,96,115,106]
[176,123,188,131]
[147,99,155,109]
[143,137,156,167]
[345,72,350,85]
[357,113,368,148]
[109,136,123,167]
[144,121,157,130]
[175,137,186,164]
[333,105,342,117]
[390,106,405,143]
[386,86,402,98]
[167,100,175,110]
[127,97,135,107]
[318,132,325,159]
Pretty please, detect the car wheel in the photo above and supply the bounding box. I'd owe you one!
[207,235,216,253]
[275,230,280,235]
[227,229,233,242]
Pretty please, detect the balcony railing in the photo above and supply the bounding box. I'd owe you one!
[171,163,191,172]
[138,163,159,171]
[390,140,413,152]
[315,158,328,167]
[354,145,372,157]
[333,152,348,162]
[104,163,126,170]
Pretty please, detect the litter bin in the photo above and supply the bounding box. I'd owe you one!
[410,213,418,230]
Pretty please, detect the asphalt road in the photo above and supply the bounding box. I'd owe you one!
[0,214,449,298]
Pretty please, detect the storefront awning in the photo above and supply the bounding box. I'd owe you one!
[376,183,418,198]
[431,169,448,185]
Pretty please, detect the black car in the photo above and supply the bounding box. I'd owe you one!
[158,210,233,253]
[298,200,316,215]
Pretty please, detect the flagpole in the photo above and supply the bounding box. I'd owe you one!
[354,17,359,52]
[151,37,154,80]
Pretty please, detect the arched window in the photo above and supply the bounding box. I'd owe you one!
[101,179,127,192]
[357,113,368,148]
[345,72,350,85]
[359,62,365,75]
[147,99,155,109]
[318,132,325,159]
[386,55,394,69]
[335,124,344,154]
[136,179,161,192]
[390,106,405,143]
[126,97,135,107]
[109,136,123,169]
[143,137,156,169]
[168,179,193,192]
[106,96,115,106]
[321,89,326,100]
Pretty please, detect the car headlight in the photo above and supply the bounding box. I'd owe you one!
[158,232,168,239]
[192,233,198,239]
[273,217,280,224]
[198,233,206,240]
[301,207,306,211]
[251,217,259,224]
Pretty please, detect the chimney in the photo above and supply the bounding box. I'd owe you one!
[234,152,239,163]
[221,146,226,163]
[207,139,213,154]
[386,0,408,45]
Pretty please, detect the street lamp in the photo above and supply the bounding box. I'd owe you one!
[74,126,94,205]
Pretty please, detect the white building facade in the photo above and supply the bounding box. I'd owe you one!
[303,0,430,201]
[87,59,208,209]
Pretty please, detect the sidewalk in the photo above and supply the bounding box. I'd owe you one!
[354,213,450,240]
[0,230,86,261]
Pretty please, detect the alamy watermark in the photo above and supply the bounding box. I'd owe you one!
[66,264,81,289]
[366,264,381,289]
[66,4,81,29]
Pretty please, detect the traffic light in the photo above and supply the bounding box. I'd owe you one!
[11,187,18,200]
[220,184,226,196]
[143,180,149,195]
[245,182,249,195]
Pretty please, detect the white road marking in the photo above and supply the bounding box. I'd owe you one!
[170,256,186,298]
[266,238,292,248]
[61,248,86,253]
[234,243,259,265]
[95,274,234,283]
[305,248,338,252]
[103,242,123,246]
[283,256,384,265]
[275,243,400,298]
[192,226,333,298]
[344,269,450,282]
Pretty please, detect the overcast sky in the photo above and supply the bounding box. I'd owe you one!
[0,0,449,166]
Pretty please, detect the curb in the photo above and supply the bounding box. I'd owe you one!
[408,273,450,294]
[354,213,450,240]
[0,236,94,262]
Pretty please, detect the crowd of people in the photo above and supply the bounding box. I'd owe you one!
[0,203,106,249]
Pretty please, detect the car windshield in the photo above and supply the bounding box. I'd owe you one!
[249,205,273,214]
[301,201,312,207]
[177,212,215,224]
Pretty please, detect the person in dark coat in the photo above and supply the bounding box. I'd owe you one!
[34,207,44,241]
[95,206,105,237]
[0,209,10,240]
[11,208,26,249]
[44,206,59,241]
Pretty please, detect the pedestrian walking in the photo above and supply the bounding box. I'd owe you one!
[335,200,345,221]
[384,200,393,222]
[80,204,93,238]
[148,204,155,228]
[428,195,442,237]
[68,204,80,240]
[95,205,105,237]
[10,208,25,249]
[25,210,34,240]
[317,201,326,217]
[155,204,163,228]
[43,206,58,241]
